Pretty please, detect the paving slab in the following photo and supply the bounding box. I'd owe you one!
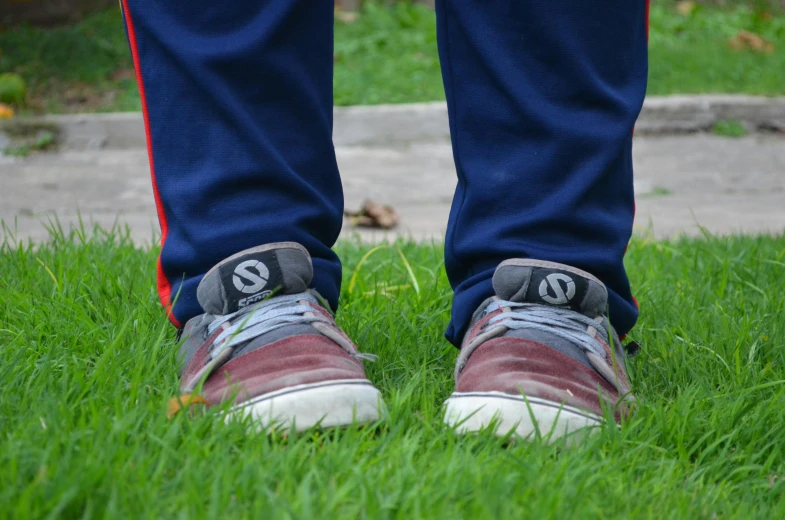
[5,95,785,150]
[1,134,783,246]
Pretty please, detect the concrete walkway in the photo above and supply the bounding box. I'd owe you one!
[1,134,784,245]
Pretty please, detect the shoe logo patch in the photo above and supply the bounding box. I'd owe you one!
[232,260,270,294]
[538,273,576,305]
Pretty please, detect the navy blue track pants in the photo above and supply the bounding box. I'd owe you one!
[120,1,649,346]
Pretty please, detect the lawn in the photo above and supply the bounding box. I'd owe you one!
[1,2,784,113]
[2,227,785,518]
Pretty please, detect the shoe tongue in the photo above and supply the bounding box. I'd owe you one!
[491,259,608,319]
[196,242,313,316]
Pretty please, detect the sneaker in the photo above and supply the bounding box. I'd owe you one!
[171,242,384,431]
[444,259,634,441]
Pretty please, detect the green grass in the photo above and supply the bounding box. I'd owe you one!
[648,3,785,95]
[333,4,442,106]
[0,10,140,113]
[2,225,785,518]
[1,3,785,113]
[640,186,674,198]
[713,118,748,136]
[2,128,55,157]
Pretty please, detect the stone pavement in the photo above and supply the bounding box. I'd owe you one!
[1,134,784,246]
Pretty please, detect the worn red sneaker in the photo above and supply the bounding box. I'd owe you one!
[172,242,384,431]
[444,259,634,441]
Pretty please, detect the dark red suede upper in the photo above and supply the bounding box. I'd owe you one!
[198,335,366,405]
[455,300,634,422]
[456,336,619,416]
[461,308,503,345]
[179,299,369,406]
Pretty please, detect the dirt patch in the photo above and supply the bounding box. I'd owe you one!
[0,120,60,156]
[23,80,123,114]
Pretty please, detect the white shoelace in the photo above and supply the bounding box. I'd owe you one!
[487,300,609,359]
[207,292,330,361]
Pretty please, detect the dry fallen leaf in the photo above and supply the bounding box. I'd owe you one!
[729,29,775,53]
[345,200,400,230]
[0,103,13,118]
[675,1,695,16]
[167,394,210,418]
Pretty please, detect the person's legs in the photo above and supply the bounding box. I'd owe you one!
[437,1,649,437]
[120,0,343,327]
[436,0,648,346]
[121,1,383,429]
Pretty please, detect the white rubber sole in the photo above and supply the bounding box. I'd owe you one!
[227,379,385,432]
[444,392,604,443]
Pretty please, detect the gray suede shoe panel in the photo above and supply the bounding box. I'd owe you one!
[492,266,533,303]
[506,328,593,369]
[276,247,313,295]
[178,313,216,373]
[232,323,322,359]
[196,242,313,315]
[493,259,608,319]
[196,272,227,315]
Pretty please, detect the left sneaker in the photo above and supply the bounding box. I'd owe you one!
[444,259,634,441]
[171,242,384,432]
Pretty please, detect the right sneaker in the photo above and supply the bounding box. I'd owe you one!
[171,242,385,432]
[444,259,634,442]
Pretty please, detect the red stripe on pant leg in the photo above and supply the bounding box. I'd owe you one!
[120,0,181,327]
